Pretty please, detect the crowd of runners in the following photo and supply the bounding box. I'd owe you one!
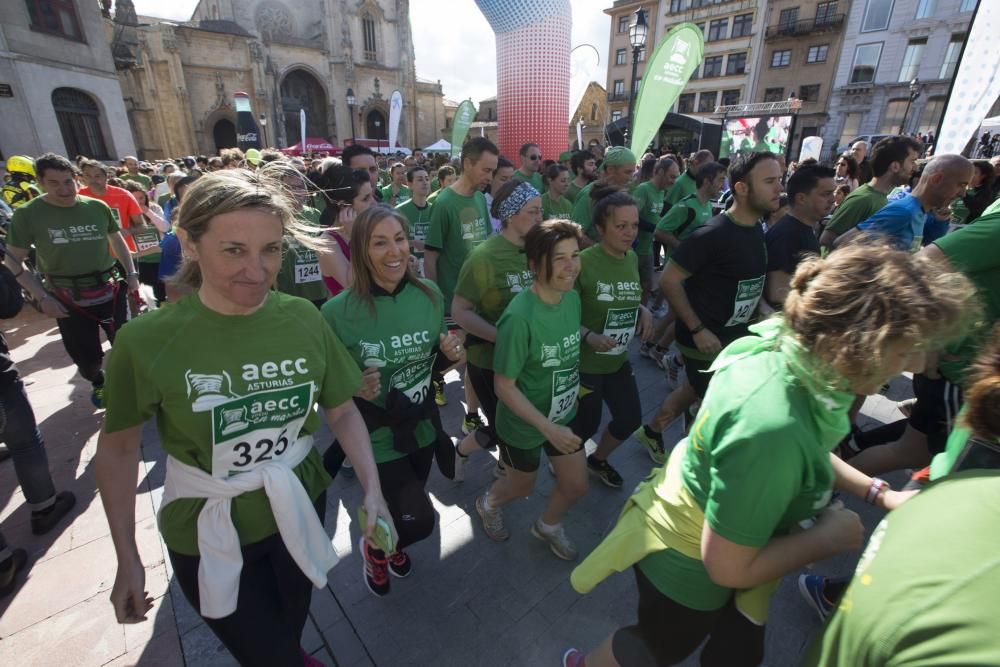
[0,132,997,666]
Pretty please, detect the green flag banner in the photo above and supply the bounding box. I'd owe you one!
[451,100,478,157]
[629,23,704,156]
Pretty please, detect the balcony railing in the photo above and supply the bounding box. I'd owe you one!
[765,14,845,40]
[607,92,631,102]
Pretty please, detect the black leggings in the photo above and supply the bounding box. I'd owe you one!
[466,362,499,448]
[571,362,642,443]
[376,445,436,552]
[612,566,765,667]
[168,492,326,667]
[54,283,128,384]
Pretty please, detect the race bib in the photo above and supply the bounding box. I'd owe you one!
[548,366,579,423]
[388,354,435,405]
[133,227,161,257]
[293,246,321,284]
[211,382,314,479]
[724,276,765,327]
[598,307,638,356]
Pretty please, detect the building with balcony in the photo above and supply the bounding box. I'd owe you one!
[822,0,978,157]
[752,0,851,158]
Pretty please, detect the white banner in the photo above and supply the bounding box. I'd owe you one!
[300,108,306,152]
[799,136,823,162]
[936,4,1000,155]
[388,90,404,150]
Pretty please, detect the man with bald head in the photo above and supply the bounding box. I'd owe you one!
[850,141,873,184]
[858,154,973,251]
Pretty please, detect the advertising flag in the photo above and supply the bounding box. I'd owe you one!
[300,109,306,154]
[451,100,477,157]
[234,92,261,152]
[628,23,704,156]
[388,90,404,150]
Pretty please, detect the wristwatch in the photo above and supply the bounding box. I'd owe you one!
[865,477,889,504]
[690,322,706,335]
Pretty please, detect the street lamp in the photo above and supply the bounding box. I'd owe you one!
[899,78,922,136]
[626,8,648,141]
[258,113,268,147]
[374,118,382,154]
[346,87,357,143]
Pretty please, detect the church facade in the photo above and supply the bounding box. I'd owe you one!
[113,0,446,158]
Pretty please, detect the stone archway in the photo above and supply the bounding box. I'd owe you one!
[365,109,386,140]
[213,119,237,152]
[280,69,329,145]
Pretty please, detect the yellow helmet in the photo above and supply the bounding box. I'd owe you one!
[6,155,35,178]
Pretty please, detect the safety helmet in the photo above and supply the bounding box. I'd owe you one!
[6,155,35,178]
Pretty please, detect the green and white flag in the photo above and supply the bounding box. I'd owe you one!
[451,100,477,158]
[629,23,704,156]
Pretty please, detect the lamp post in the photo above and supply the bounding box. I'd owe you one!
[258,113,268,148]
[899,78,922,136]
[374,118,382,154]
[346,87,357,143]
[626,8,649,143]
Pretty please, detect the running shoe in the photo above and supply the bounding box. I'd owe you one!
[433,379,447,406]
[475,493,509,541]
[798,574,835,621]
[587,455,624,488]
[633,426,666,465]
[530,520,578,561]
[562,648,586,667]
[663,352,685,391]
[650,304,669,318]
[90,385,106,409]
[638,341,654,358]
[359,537,390,597]
[388,550,412,578]
[0,548,27,599]
[30,491,76,536]
[454,450,469,483]
[462,412,484,436]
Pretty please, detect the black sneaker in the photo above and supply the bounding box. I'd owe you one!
[0,548,27,599]
[359,537,390,597]
[587,455,623,488]
[31,491,76,536]
[388,550,412,578]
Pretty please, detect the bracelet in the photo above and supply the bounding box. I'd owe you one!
[127,271,140,277]
[583,330,593,343]
[865,477,889,504]
[690,322,706,335]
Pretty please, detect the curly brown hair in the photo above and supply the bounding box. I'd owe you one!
[963,324,1000,442]
[784,244,979,390]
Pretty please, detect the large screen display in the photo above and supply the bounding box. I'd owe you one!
[720,115,793,158]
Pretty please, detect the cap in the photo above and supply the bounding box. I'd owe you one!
[245,148,262,166]
[599,146,637,171]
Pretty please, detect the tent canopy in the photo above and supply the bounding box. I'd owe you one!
[422,139,452,152]
[281,138,339,155]
[980,115,1000,132]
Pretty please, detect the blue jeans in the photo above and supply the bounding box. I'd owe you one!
[0,378,55,553]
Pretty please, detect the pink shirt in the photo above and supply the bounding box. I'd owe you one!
[322,230,351,296]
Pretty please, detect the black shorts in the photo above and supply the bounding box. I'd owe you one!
[571,362,642,442]
[908,373,964,455]
[498,436,583,473]
[680,353,715,399]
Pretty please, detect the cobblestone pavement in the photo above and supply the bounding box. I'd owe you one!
[0,307,912,666]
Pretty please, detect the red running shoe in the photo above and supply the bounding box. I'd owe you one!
[359,537,390,597]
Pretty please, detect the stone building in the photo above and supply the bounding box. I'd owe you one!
[112,0,447,158]
[0,0,135,161]
[569,82,609,150]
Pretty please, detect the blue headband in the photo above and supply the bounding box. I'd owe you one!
[497,182,540,222]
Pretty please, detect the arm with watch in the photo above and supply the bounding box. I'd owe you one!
[659,260,722,355]
[579,325,617,353]
[829,454,916,511]
[110,231,141,294]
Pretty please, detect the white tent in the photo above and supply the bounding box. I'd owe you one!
[422,139,452,152]
[980,115,1000,133]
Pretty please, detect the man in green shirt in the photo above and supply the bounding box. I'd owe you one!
[380,162,412,207]
[5,153,139,407]
[819,136,922,251]
[395,166,433,274]
[665,149,714,208]
[566,151,597,204]
[121,156,151,190]
[571,146,636,244]
[632,158,679,300]
[512,142,545,192]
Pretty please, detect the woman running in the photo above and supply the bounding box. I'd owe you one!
[475,220,588,561]
[564,243,974,667]
[321,207,465,597]
[452,181,543,480]
[542,164,574,221]
[313,163,375,297]
[123,181,171,306]
[573,187,653,488]
[94,170,393,667]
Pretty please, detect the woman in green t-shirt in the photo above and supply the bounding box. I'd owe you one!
[573,187,653,488]
[476,220,588,561]
[94,170,394,667]
[452,180,542,480]
[122,181,171,306]
[541,164,573,220]
[563,244,976,667]
[322,207,465,597]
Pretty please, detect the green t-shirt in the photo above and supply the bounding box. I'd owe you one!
[122,173,152,190]
[542,192,573,221]
[494,288,581,448]
[656,194,713,261]
[8,195,120,287]
[454,233,533,370]
[575,245,641,375]
[380,184,412,206]
[511,170,544,193]
[665,170,697,207]
[825,184,888,236]
[640,347,845,609]
[425,187,491,312]
[103,292,360,555]
[565,180,586,204]
[570,182,598,240]
[322,279,446,464]
[132,224,162,265]
[632,181,666,256]
[804,470,1000,667]
[396,198,434,273]
[933,205,1000,384]
[275,209,327,303]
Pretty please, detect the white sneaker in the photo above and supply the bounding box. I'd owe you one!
[664,352,686,391]
[530,520,578,560]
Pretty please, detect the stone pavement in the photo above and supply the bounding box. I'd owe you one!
[0,305,913,667]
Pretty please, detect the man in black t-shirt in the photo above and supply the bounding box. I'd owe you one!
[765,164,836,308]
[633,152,783,460]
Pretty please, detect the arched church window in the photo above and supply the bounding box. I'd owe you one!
[52,87,110,159]
[256,2,293,41]
[362,13,377,61]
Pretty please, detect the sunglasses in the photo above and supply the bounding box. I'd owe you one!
[528,155,541,161]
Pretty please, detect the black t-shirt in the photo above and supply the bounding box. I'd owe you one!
[671,213,767,350]
[765,213,819,275]
[0,264,24,386]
